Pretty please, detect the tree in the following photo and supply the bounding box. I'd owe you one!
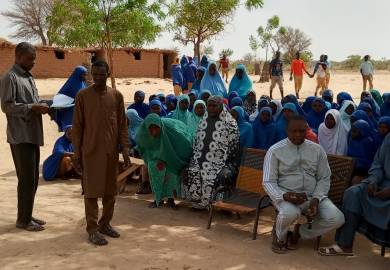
[249,34,260,61]
[168,0,264,61]
[279,27,312,64]
[219,48,233,58]
[1,0,54,45]
[48,0,165,88]
[341,55,362,70]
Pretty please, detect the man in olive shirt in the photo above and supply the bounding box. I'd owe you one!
[0,42,50,231]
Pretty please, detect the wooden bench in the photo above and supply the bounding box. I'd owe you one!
[206,148,271,240]
[206,148,356,243]
[117,157,144,193]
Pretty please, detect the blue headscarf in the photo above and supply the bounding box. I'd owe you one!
[230,96,243,108]
[191,66,206,94]
[306,98,327,133]
[362,97,381,121]
[58,66,87,99]
[358,102,378,126]
[347,120,376,171]
[374,116,390,149]
[170,94,191,124]
[282,94,306,116]
[127,90,150,119]
[171,63,184,87]
[165,94,177,113]
[42,125,74,181]
[337,92,353,109]
[200,61,228,98]
[231,106,254,148]
[181,55,196,88]
[302,96,316,114]
[188,90,198,112]
[149,99,167,117]
[228,64,253,99]
[252,107,278,150]
[199,89,212,102]
[126,109,143,146]
[381,93,390,117]
[200,55,209,69]
[322,89,338,109]
[188,57,197,76]
[351,110,377,133]
[228,91,239,105]
[276,102,298,141]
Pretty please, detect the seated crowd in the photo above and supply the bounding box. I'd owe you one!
[43,59,390,255]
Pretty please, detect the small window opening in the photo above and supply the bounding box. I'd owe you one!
[54,50,65,60]
[132,51,141,60]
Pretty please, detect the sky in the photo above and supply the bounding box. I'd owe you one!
[1,0,389,61]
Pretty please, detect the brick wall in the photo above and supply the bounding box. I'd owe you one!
[111,50,161,78]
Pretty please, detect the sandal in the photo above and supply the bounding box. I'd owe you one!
[318,244,354,256]
[16,221,45,232]
[272,239,288,254]
[31,217,46,226]
[99,225,120,238]
[88,232,108,246]
[148,200,164,208]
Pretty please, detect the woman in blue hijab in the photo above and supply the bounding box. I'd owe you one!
[351,110,377,133]
[347,120,376,184]
[358,102,378,126]
[54,66,87,131]
[337,92,353,109]
[231,106,254,148]
[188,90,198,112]
[169,94,191,124]
[306,97,327,133]
[126,109,143,146]
[361,96,381,121]
[171,58,184,96]
[381,93,390,116]
[374,116,390,149]
[181,55,196,90]
[228,64,253,100]
[127,90,150,119]
[149,99,167,117]
[281,94,306,116]
[200,61,228,98]
[191,66,206,94]
[302,96,316,114]
[276,102,298,141]
[43,125,76,181]
[165,94,177,113]
[252,107,278,150]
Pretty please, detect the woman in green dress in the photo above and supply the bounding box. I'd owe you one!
[136,113,193,208]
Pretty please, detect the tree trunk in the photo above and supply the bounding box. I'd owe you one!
[38,29,47,46]
[195,38,201,65]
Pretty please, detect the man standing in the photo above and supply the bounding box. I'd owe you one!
[360,55,374,91]
[0,42,50,231]
[269,51,284,99]
[72,60,131,246]
[263,116,344,253]
[290,52,311,99]
[218,54,230,83]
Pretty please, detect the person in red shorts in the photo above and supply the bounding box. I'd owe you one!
[290,52,312,99]
[219,54,230,83]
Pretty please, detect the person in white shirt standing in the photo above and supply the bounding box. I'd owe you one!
[360,55,374,91]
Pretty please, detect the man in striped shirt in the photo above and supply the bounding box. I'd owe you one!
[263,116,344,253]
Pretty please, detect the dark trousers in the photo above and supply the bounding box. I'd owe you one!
[10,143,40,225]
[84,196,115,234]
[335,210,360,248]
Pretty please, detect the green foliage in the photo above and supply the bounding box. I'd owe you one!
[282,50,312,65]
[48,0,164,48]
[169,0,263,59]
[219,48,233,58]
[202,45,214,56]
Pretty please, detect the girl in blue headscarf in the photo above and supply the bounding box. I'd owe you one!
[228,91,239,107]
[276,102,298,141]
[199,89,212,103]
[127,90,150,119]
[126,109,143,146]
[200,61,228,98]
[306,97,327,133]
[191,66,206,94]
[54,66,87,131]
[374,116,390,149]
[322,89,338,109]
[361,96,381,121]
[149,99,167,117]
[381,93,390,116]
[252,107,278,150]
[302,96,316,114]
[171,58,184,96]
[282,94,306,116]
[358,102,378,126]
[165,94,177,113]
[337,92,353,109]
[187,100,207,140]
[200,55,209,69]
[228,64,253,100]
[188,90,198,112]
[230,96,243,108]
[181,55,196,91]
[169,94,191,125]
[351,109,377,132]
[347,120,376,184]
[43,125,76,181]
[231,106,254,148]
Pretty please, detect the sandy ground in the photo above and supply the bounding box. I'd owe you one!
[0,71,389,269]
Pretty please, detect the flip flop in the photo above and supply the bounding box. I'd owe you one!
[88,232,108,246]
[16,221,45,232]
[31,217,46,225]
[318,244,354,256]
